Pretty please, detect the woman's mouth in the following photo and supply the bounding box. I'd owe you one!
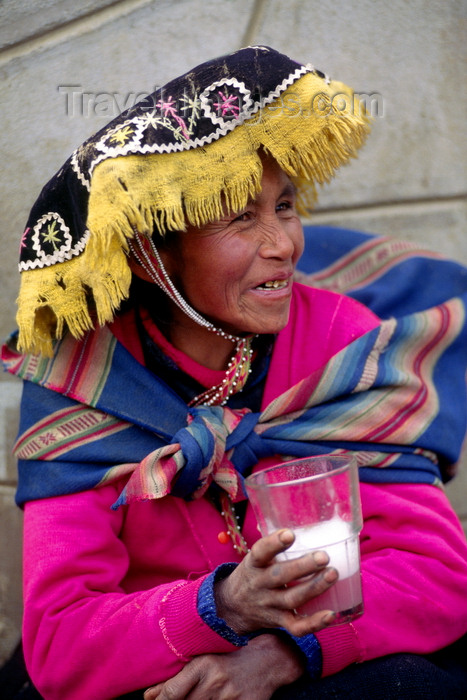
[255,279,289,290]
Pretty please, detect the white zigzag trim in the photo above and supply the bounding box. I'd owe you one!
[200,77,253,128]
[71,149,91,192]
[86,66,317,178]
[94,118,145,158]
[31,212,72,261]
[19,229,91,271]
[255,64,313,109]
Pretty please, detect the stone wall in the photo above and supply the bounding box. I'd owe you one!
[1,0,466,665]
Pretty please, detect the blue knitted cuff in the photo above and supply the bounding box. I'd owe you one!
[197,563,251,647]
[198,565,323,677]
[282,631,322,680]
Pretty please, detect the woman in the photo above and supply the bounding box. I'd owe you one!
[2,46,467,699]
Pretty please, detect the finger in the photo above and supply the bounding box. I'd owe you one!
[254,566,338,632]
[223,566,338,633]
[248,529,296,568]
[279,566,338,609]
[280,608,338,637]
[145,667,199,700]
[258,550,332,589]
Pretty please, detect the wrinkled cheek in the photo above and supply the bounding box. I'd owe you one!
[201,287,239,319]
[293,230,305,264]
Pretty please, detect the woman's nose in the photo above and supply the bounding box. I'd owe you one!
[259,220,295,259]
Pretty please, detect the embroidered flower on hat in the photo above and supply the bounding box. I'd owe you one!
[32,213,72,263]
[200,78,253,129]
[19,208,91,271]
[95,118,144,159]
[23,212,91,269]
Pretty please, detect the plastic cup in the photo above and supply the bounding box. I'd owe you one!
[244,455,363,626]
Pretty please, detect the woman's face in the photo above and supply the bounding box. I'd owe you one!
[160,157,304,336]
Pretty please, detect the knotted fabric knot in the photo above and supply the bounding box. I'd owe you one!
[112,405,253,508]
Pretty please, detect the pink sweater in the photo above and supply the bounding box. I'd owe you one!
[23,481,467,699]
[20,286,467,698]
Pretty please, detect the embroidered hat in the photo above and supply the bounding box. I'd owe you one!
[17,45,371,355]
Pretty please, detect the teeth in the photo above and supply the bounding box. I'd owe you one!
[262,280,286,289]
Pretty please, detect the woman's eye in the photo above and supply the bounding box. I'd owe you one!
[232,211,251,223]
[277,200,294,212]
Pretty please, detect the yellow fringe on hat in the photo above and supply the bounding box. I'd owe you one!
[16,233,132,356]
[17,72,370,356]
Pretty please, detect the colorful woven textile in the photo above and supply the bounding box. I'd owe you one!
[2,228,467,507]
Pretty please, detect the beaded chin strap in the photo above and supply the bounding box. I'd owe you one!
[129,230,253,555]
[128,230,254,408]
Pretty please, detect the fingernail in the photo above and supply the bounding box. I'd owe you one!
[324,567,338,583]
[313,551,329,566]
[279,529,294,544]
[322,611,336,625]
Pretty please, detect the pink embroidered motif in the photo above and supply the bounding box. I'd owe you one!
[156,96,190,139]
[20,228,30,252]
[213,91,240,117]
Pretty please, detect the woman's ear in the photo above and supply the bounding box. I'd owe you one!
[157,231,182,280]
[127,254,151,282]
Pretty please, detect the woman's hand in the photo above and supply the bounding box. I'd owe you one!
[215,528,337,637]
[143,531,336,699]
[143,633,305,700]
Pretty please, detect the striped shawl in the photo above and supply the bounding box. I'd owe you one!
[2,227,467,507]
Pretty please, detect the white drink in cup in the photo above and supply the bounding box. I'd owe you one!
[276,519,362,621]
[245,455,364,626]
